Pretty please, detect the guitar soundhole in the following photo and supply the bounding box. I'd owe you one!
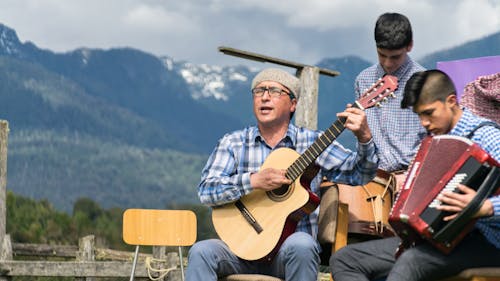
[267,183,293,202]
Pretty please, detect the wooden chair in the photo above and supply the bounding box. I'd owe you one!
[122,209,197,281]
[218,181,347,281]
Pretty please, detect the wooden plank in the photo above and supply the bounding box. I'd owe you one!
[0,260,182,279]
[218,46,340,77]
[96,247,150,261]
[11,243,78,258]
[11,242,165,262]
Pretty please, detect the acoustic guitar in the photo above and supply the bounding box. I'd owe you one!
[212,75,398,261]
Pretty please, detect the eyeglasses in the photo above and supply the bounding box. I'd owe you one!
[252,86,294,99]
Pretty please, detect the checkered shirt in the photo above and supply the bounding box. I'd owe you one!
[198,123,378,238]
[355,56,427,172]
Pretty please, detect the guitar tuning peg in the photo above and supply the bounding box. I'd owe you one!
[375,102,382,107]
[390,92,396,98]
[382,97,388,102]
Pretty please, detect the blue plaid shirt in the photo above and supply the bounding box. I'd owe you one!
[449,108,500,248]
[199,123,378,238]
[355,56,427,172]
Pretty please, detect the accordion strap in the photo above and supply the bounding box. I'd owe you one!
[466,121,500,139]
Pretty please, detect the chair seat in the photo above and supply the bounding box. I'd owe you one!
[219,274,283,281]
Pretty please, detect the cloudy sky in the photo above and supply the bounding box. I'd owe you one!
[0,0,499,67]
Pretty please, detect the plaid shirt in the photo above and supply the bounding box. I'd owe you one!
[355,56,427,172]
[450,108,500,248]
[199,123,378,238]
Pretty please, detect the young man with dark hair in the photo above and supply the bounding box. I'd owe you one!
[330,69,500,281]
[355,12,426,191]
[339,13,427,239]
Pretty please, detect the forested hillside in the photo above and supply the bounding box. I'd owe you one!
[7,129,207,212]
[6,191,216,248]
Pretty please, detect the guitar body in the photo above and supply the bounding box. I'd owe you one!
[212,147,320,261]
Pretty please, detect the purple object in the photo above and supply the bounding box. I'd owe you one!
[436,56,500,101]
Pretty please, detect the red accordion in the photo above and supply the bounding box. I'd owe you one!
[389,135,500,254]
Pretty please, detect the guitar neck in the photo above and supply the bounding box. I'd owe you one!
[286,103,360,181]
[284,75,398,182]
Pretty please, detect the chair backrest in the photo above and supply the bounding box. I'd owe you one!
[123,209,197,246]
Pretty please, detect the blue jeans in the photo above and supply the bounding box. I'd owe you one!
[185,232,320,281]
[330,231,500,281]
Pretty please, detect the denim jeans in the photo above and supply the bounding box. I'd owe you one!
[330,231,500,281]
[185,232,320,281]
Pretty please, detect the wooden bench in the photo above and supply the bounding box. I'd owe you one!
[440,268,500,281]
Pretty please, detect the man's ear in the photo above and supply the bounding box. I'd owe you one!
[445,94,458,106]
[290,98,297,112]
[406,40,414,52]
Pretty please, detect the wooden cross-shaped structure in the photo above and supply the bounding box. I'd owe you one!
[219,46,340,130]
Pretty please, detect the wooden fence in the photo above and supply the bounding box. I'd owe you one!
[0,120,184,280]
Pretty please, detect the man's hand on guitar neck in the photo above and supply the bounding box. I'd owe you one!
[336,104,373,144]
[250,168,292,191]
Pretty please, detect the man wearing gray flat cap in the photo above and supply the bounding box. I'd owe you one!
[186,67,378,281]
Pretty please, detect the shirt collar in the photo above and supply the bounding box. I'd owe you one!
[251,123,298,146]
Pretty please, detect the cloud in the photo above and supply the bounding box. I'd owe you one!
[123,4,195,32]
[0,0,498,66]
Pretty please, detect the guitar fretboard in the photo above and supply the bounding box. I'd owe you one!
[283,75,397,182]
[286,116,349,181]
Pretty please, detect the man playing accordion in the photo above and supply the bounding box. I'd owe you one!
[330,69,500,281]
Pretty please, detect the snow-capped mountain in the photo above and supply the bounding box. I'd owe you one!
[164,57,255,101]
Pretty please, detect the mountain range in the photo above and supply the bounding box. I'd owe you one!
[0,23,498,212]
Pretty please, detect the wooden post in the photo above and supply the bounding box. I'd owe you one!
[152,246,166,281]
[296,66,320,130]
[166,251,182,281]
[151,246,183,281]
[0,120,8,251]
[0,120,11,281]
[76,235,95,281]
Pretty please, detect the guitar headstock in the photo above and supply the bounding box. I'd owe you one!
[355,75,398,110]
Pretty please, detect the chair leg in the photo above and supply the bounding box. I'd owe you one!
[179,246,185,281]
[333,203,349,252]
[331,203,349,281]
[130,245,140,281]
